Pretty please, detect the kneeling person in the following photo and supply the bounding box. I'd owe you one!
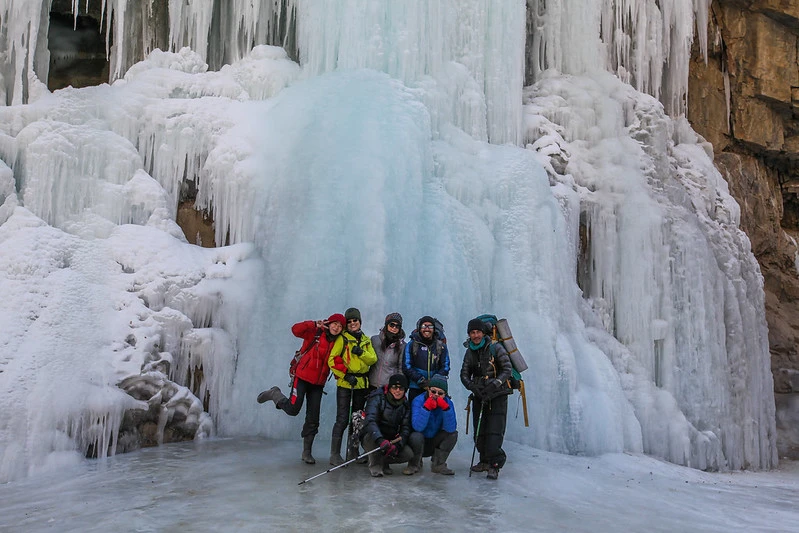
[361,374,417,477]
[408,376,457,475]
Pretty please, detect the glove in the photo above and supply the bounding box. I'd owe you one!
[343,373,358,386]
[470,378,486,397]
[418,378,429,389]
[378,439,398,457]
[423,395,438,411]
[351,344,363,356]
[483,378,503,397]
[436,396,450,410]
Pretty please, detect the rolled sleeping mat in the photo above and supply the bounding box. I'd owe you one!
[496,318,528,373]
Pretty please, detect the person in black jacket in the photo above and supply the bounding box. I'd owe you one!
[361,373,418,477]
[460,317,512,480]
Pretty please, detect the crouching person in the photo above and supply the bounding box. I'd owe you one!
[407,376,457,475]
[361,374,417,477]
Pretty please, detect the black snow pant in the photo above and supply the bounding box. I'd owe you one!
[331,386,369,444]
[276,377,324,438]
[472,394,508,469]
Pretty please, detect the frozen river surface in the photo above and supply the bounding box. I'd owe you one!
[1,438,797,532]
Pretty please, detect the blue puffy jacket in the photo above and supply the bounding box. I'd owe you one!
[411,393,457,438]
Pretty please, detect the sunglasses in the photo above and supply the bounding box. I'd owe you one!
[347,318,360,324]
[420,324,434,330]
[428,388,446,396]
[389,384,406,391]
[387,322,400,329]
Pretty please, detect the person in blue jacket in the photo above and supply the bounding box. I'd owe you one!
[403,316,449,403]
[406,376,457,475]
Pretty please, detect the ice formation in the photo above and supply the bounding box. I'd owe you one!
[0,0,776,481]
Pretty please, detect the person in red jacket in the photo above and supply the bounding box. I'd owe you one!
[257,313,345,464]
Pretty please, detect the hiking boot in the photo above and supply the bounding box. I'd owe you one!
[382,464,393,475]
[402,451,422,475]
[486,467,499,480]
[402,464,420,475]
[470,462,489,473]
[301,436,315,465]
[256,386,285,405]
[368,452,384,477]
[431,463,454,475]
[346,445,359,462]
[431,449,455,475]
[329,436,344,466]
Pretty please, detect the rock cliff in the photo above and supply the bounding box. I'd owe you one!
[687,0,799,458]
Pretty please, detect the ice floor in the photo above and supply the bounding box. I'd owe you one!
[1,437,797,532]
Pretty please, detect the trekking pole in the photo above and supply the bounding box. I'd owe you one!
[465,394,472,435]
[469,401,486,478]
[298,437,401,485]
[345,387,356,460]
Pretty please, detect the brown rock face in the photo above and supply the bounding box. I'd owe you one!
[688,0,799,457]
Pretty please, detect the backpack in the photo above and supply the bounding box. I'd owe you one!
[289,329,322,386]
[475,314,527,390]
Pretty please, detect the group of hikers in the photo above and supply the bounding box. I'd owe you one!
[257,308,514,480]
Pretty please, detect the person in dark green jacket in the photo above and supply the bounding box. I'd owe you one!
[460,317,512,480]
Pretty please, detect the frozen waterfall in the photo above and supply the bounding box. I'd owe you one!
[0,0,776,482]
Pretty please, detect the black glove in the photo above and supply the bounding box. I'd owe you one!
[418,378,429,389]
[343,373,358,386]
[483,378,504,398]
[471,377,487,397]
[351,344,363,356]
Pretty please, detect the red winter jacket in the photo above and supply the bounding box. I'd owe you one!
[292,321,336,386]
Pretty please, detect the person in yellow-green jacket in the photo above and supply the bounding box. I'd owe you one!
[328,307,377,465]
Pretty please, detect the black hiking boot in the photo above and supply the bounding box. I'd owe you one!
[329,436,344,466]
[302,436,315,465]
[486,466,499,480]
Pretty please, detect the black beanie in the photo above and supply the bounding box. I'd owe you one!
[345,307,361,322]
[388,373,408,390]
[417,316,436,331]
[467,318,487,334]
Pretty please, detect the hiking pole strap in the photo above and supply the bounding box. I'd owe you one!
[298,437,401,485]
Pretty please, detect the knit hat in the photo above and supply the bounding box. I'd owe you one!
[417,315,436,331]
[327,313,346,327]
[428,376,448,393]
[467,318,487,334]
[345,307,361,322]
[388,373,408,390]
[384,312,402,327]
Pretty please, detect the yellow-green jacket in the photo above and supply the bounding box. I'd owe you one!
[328,331,377,389]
